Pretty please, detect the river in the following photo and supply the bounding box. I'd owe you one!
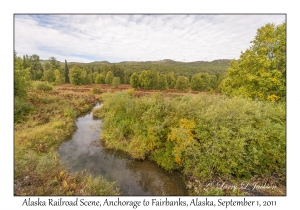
[58,104,188,195]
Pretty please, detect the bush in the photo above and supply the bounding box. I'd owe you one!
[92,107,102,118]
[100,91,286,182]
[34,81,53,91]
[92,88,102,94]
[14,97,34,123]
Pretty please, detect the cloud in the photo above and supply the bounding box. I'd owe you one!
[14,14,286,63]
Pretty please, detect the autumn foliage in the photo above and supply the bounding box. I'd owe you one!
[100,91,286,181]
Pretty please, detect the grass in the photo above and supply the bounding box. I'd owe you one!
[14,89,119,196]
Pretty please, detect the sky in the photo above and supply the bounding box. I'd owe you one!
[14,14,285,63]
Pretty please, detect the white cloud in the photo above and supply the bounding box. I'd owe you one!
[14,14,286,63]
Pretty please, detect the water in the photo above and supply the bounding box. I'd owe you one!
[58,104,188,195]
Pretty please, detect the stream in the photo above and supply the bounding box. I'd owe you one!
[58,104,188,195]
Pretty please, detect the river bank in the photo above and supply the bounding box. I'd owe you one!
[14,88,119,195]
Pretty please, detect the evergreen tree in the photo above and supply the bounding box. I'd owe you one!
[65,60,70,83]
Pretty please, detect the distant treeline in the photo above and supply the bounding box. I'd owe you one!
[18,54,231,91]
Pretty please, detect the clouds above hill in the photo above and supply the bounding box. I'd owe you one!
[15,14,285,63]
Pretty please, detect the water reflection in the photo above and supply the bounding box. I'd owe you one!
[58,104,187,195]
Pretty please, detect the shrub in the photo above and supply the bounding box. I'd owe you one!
[92,107,102,118]
[34,81,53,91]
[92,87,102,94]
[99,91,286,182]
[14,97,34,123]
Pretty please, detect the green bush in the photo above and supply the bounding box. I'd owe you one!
[34,81,53,91]
[99,91,286,182]
[14,97,34,123]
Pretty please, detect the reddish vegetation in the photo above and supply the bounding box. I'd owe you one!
[55,84,219,97]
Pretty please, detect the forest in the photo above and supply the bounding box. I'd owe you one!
[14,22,286,196]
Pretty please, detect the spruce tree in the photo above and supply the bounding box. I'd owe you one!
[65,60,70,83]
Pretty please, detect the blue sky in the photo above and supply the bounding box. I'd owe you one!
[14,14,285,63]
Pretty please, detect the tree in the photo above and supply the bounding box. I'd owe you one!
[80,70,88,85]
[130,72,139,88]
[14,52,31,98]
[95,73,106,84]
[138,70,152,89]
[99,73,106,84]
[191,73,213,91]
[43,69,55,83]
[69,65,82,85]
[65,60,70,83]
[112,77,121,88]
[105,71,114,85]
[49,57,61,70]
[93,72,98,83]
[191,74,205,91]
[221,22,286,102]
[157,74,168,90]
[167,72,176,89]
[22,55,30,69]
[209,74,218,90]
[111,64,125,83]
[149,69,158,89]
[103,64,111,74]
[29,54,44,80]
[54,69,65,85]
[175,76,189,90]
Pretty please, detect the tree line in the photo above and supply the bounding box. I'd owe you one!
[15,53,222,91]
